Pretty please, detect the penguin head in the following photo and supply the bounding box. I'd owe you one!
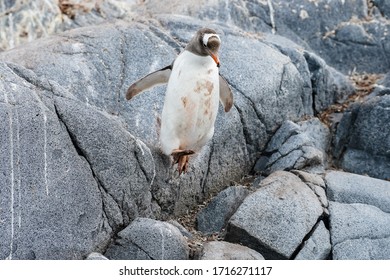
[187,28,221,67]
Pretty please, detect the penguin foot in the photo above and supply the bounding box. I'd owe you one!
[171,149,195,175]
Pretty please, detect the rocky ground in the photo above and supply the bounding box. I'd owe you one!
[1,0,389,260]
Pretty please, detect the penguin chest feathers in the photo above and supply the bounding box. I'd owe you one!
[160,50,220,154]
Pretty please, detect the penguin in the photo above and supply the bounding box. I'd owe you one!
[126,28,233,175]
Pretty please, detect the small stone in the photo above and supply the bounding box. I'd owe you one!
[86,252,109,260]
[197,186,250,234]
[198,241,265,260]
[105,218,189,260]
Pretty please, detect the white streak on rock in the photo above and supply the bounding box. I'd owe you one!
[159,227,165,260]
[267,0,276,34]
[136,138,156,187]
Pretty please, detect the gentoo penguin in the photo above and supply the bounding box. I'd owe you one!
[126,28,233,174]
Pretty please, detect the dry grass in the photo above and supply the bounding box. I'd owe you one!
[58,0,92,19]
[176,196,224,259]
[176,177,254,259]
[318,73,383,126]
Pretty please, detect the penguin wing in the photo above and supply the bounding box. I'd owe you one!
[219,75,233,112]
[126,65,172,100]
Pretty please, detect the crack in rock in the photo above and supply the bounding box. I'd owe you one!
[53,100,122,232]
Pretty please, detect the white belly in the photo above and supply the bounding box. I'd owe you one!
[160,51,220,155]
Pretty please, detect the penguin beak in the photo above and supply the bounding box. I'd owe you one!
[207,50,220,67]
[211,53,220,68]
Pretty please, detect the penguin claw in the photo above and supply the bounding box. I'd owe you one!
[177,155,189,175]
[171,149,195,175]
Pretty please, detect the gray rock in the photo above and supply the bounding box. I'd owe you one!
[198,241,264,260]
[265,121,301,153]
[86,252,109,260]
[369,73,390,99]
[258,118,330,175]
[105,218,189,260]
[0,63,111,260]
[333,237,390,260]
[196,186,250,234]
[183,0,389,73]
[0,18,317,216]
[261,34,354,114]
[292,170,326,188]
[329,202,390,260]
[1,17,324,258]
[4,0,390,74]
[1,5,376,260]
[333,95,390,180]
[294,221,331,260]
[53,95,155,229]
[226,171,323,259]
[0,0,138,51]
[372,0,390,18]
[273,0,390,74]
[303,51,355,112]
[326,171,390,213]
[167,220,193,239]
[293,170,328,212]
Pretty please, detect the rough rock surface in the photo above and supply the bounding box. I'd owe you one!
[329,202,390,260]
[255,118,330,175]
[225,171,324,259]
[1,0,389,261]
[104,218,189,260]
[294,221,331,260]
[0,63,111,260]
[326,171,390,212]
[197,241,265,260]
[326,171,390,260]
[86,252,108,260]
[0,0,137,51]
[293,170,329,215]
[333,95,390,180]
[196,185,249,234]
[3,0,390,74]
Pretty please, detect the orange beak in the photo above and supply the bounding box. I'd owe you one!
[209,51,220,67]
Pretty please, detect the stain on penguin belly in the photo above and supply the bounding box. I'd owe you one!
[179,79,218,150]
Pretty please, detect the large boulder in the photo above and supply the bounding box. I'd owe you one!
[333,95,390,180]
[329,202,390,260]
[326,171,390,260]
[326,171,390,212]
[0,63,111,260]
[225,171,324,259]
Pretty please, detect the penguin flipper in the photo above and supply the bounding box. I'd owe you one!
[126,65,172,100]
[219,75,233,112]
